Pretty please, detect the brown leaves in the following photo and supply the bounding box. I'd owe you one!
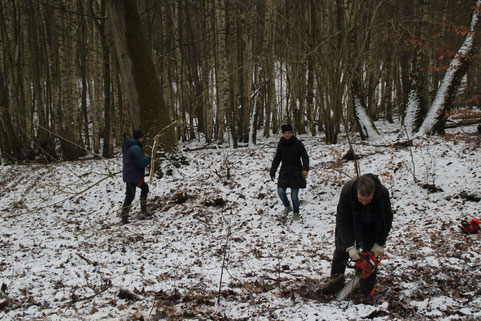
[0,299,11,311]
[149,289,220,320]
[118,289,140,301]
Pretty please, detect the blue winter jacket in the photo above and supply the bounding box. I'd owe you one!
[122,138,151,184]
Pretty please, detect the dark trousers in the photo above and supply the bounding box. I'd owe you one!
[122,181,149,207]
[331,228,377,296]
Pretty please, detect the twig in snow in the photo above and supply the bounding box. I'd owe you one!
[223,267,254,295]
[76,253,98,266]
[402,125,417,183]
[217,212,232,304]
[4,171,121,219]
[66,279,112,306]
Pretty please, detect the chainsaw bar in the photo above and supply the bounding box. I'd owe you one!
[335,252,384,301]
[336,274,361,301]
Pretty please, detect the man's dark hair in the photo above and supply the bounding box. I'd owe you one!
[357,176,375,197]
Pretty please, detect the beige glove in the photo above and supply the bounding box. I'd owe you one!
[346,245,361,261]
[302,170,308,178]
[370,243,385,257]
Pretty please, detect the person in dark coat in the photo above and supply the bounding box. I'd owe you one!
[323,174,393,298]
[121,129,152,224]
[269,124,309,221]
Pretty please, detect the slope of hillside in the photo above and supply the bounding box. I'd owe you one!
[1,122,481,320]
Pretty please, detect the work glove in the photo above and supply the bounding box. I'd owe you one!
[302,170,308,178]
[346,245,361,261]
[370,243,385,257]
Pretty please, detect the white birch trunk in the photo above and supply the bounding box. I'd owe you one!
[416,0,481,136]
[248,89,259,147]
[214,0,228,143]
[402,89,421,138]
[354,97,380,140]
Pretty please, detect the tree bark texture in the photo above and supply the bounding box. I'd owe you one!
[1,0,481,162]
[108,0,177,152]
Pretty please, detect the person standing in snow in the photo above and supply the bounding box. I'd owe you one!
[120,129,152,224]
[269,124,309,221]
[323,174,393,300]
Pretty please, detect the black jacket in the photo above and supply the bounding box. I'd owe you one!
[270,136,309,189]
[335,174,393,251]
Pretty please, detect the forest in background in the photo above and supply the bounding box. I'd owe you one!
[1,0,481,163]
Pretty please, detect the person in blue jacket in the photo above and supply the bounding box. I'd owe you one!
[121,129,151,224]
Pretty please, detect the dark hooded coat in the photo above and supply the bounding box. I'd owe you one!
[270,136,309,189]
[335,174,393,251]
[122,138,151,184]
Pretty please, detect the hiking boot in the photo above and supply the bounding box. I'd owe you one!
[359,295,375,305]
[139,198,152,219]
[322,274,345,295]
[292,212,301,221]
[282,205,292,218]
[139,211,153,220]
[121,205,131,224]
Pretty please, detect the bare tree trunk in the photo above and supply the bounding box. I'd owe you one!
[262,0,277,137]
[380,55,394,123]
[158,2,179,143]
[26,0,55,159]
[314,0,349,144]
[106,0,140,130]
[307,54,316,136]
[88,1,102,154]
[214,0,228,144]
[112,62,123,144]
[238,1,254,143]
[172,1,186,142]
[98,0,113,158]
[202,0,214,143]
[58,0,84,160]
[77,0,90,150]
[0,70,20,162]
[226,2,239,147]
[0,1,28,160]
[402,0,430,134]
[108,0,177,152]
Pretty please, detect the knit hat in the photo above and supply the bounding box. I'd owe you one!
[133,129,144,140]
[281,124,293,133]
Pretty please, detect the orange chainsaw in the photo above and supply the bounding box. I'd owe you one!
[336,251,384,301]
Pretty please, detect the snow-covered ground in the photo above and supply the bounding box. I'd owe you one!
[1,121,481,320]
